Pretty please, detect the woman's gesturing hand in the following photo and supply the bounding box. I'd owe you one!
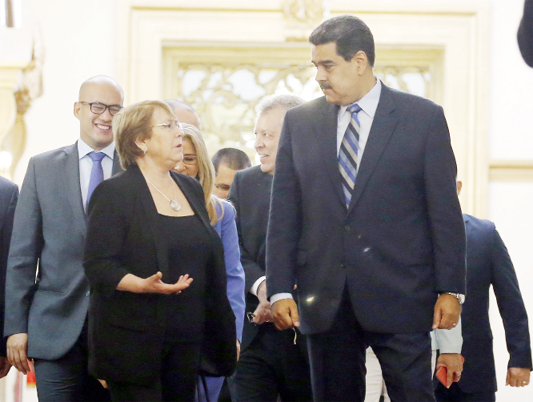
[117,272,193,294]
[143,272,194,294]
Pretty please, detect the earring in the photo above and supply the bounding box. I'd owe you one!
[143,148,147,155]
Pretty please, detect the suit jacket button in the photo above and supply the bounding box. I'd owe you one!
[86,291,90,296]
[340,263,346,269]
[344,225,351,232]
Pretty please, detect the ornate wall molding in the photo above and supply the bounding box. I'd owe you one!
[489,160,533,182]
[117,0,490,216]
[0,32,43,180]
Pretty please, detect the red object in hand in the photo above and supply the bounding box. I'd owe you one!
[436,356,465,388]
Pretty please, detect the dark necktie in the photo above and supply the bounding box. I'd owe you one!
[339,103,362,208]
[86,151,106,208]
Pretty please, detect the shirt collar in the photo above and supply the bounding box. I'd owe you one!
[339,78,382,118]
[77,138,115,160]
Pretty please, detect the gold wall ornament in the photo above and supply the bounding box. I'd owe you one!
[283,0,330,41]
[0,29,44,179]
[165,45,435,162]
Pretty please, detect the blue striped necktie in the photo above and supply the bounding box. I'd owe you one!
[339,103,362,208]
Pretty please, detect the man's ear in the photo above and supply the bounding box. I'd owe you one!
[352,50,369,75]
[73,102,81,120]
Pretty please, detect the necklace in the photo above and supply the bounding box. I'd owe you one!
[145,176,181,211]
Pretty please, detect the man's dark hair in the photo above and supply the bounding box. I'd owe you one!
[309,15,375,67]
[212,148,252,174]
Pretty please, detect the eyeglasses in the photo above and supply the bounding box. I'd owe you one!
[182,155,197,165]
[80,101,123,116]
[152,120,183,131]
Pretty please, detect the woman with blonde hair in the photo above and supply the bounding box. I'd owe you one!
[175,123,245,402]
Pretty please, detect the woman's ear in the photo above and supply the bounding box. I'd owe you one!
[135,139,148,155]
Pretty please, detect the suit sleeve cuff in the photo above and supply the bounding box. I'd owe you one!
[270,293,294,305]
[250,276,265,296]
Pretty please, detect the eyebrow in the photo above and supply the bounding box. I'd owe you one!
[312,59,335,67]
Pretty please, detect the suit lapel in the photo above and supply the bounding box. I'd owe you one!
[318,100,346,207]
[348,84,399,215]
[112,151,124,175]
[62,142,87,232]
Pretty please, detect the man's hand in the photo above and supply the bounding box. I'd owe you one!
[98,379,108,389]
[0,356,12,379]
[6,333,31,374]
[433,294,461,330]
[506,367,530,387]
[271,298,300,331]
[252,281,273,324]
[436,353,463,387]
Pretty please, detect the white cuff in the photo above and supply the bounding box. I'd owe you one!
[270,293,293,305]
[250,276,266,296]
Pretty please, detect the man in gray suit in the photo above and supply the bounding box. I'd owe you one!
[4,75,124,401]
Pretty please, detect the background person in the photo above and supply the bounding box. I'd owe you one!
[165,99,202,130]
[434,182,532,401]
[5,75,123,402]
[228,94,312,402]
[174,123,246,402]
[83,101,236,402]
[0,176,18,379]
[211,147,252,199]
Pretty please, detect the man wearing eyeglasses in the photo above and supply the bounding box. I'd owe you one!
[4,75,123,402]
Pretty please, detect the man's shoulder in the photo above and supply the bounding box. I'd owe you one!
[0,176,17,192]
[29,143,77,165]
[464,214,496,234]
[384,85,441,112]
[234,165,264,181]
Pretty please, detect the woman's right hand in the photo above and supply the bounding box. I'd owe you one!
[142,272,193,294]
[117,272,193,294]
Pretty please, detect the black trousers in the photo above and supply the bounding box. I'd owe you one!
[307,290,435,402]
[107,341,201,402]
[34,321,110,402]
[435,382,496,402]
[234,324,312,402]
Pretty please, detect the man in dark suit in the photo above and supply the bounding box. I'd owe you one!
[228,94,312,402]
[0,176,18,379]
[4,75,123,401]
[267,15,466,402]
[434,182,531,401]
[518,0,533,67]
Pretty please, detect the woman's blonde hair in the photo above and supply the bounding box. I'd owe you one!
[180,123,223,225]
[113,100,175,169]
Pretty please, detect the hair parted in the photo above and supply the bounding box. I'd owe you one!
[212,148,252,174]
[180,123,224,225]
[255,93,305,117]
[309,15,375,67]
[113,100,176,169]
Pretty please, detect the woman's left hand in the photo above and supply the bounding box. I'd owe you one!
[117,272,194,294]
[143,272,194,294]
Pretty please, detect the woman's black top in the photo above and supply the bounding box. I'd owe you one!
[158,213,212,342]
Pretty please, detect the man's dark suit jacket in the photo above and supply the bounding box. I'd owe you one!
[228,165,273,350]
[518,0,533,67]
[456,214,532,393]
[266,82,466,335]
[0,177,18,356]
[83,166,236,384]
